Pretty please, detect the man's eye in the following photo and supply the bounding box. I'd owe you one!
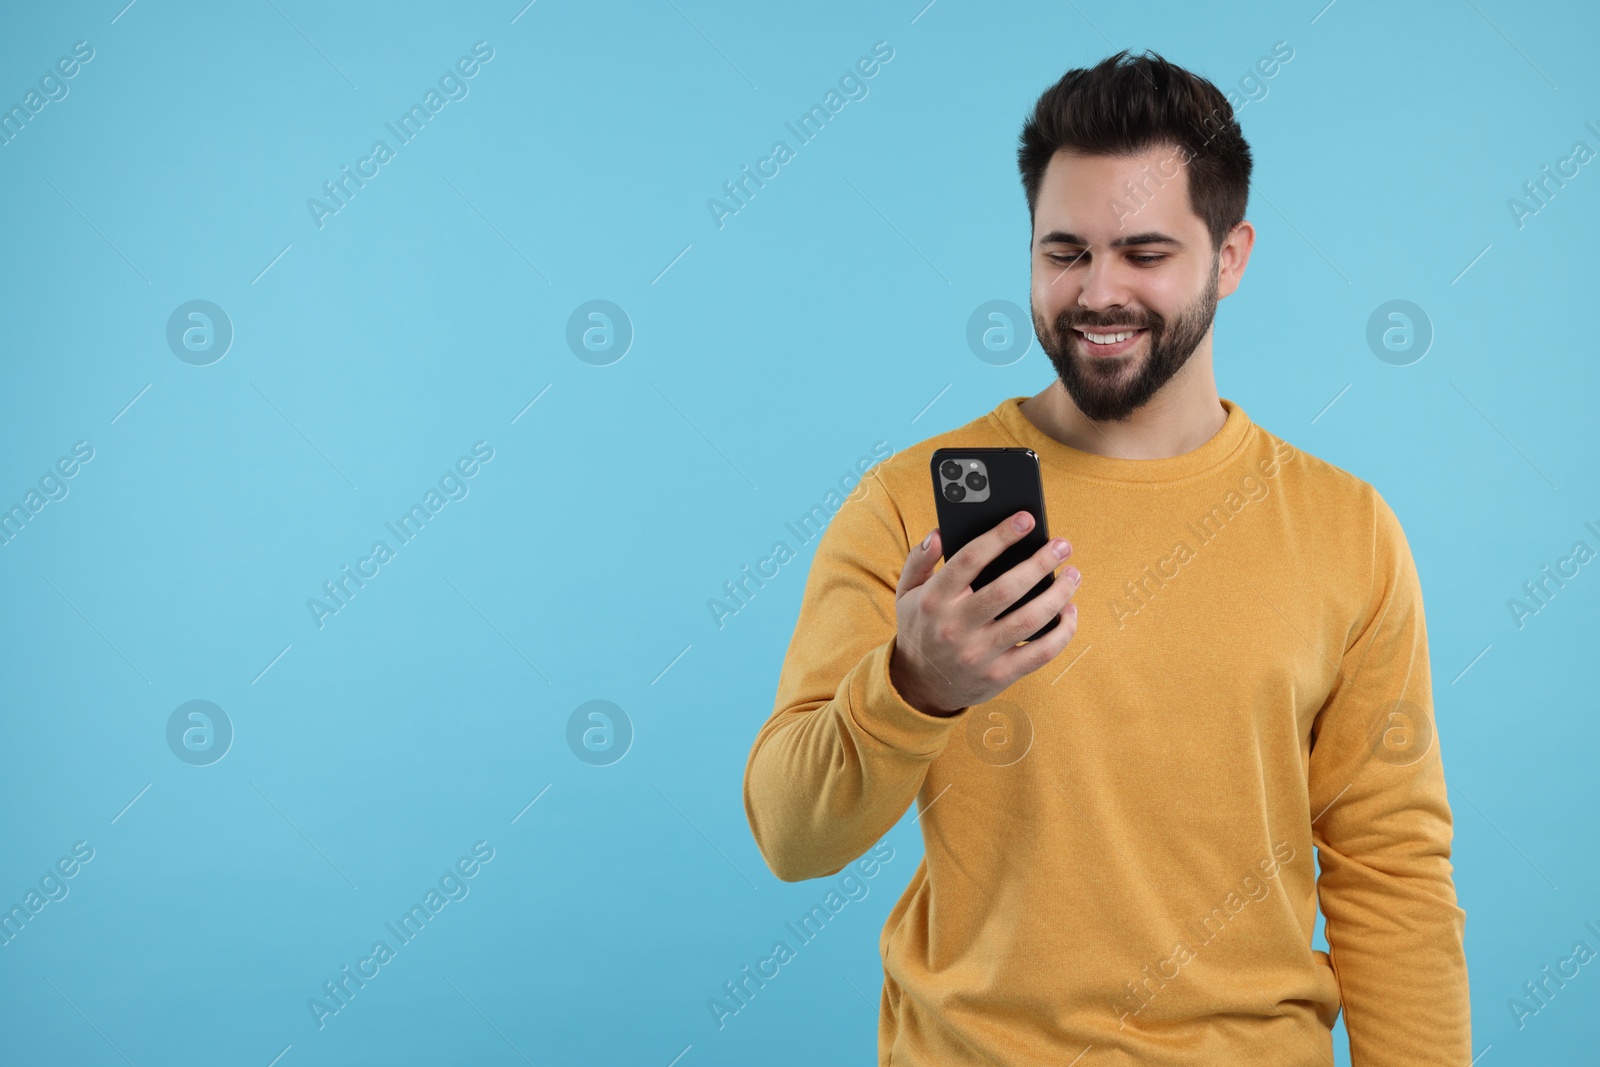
[1045,253,1166,265]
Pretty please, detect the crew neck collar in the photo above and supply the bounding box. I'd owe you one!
[989,394,1254,486]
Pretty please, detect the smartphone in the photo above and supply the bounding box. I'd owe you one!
[930,447,1060,643]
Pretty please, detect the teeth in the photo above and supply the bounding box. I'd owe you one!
[1082,330,1138,344]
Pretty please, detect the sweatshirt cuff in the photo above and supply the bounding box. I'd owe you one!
[850,635,967,757]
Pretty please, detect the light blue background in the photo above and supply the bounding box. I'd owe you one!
[2,1,1596,1064]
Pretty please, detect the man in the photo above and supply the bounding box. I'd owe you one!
[742,49,1469,1066]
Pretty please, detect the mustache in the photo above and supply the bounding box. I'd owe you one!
[1060,313,1159,331]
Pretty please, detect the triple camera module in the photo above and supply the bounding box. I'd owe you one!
[938,458,991,503]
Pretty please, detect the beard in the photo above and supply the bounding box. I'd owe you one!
[1033,256,1220,423]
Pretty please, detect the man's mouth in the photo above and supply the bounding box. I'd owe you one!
[1073,327,1147,356]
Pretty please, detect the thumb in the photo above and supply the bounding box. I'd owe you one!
[896,528,941,597]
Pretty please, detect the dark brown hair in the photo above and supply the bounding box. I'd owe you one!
[1017,49,1251,253]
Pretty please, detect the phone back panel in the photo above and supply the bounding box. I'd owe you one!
[929,447,1058,641]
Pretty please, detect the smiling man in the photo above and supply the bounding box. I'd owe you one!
[744,50,1469,1066]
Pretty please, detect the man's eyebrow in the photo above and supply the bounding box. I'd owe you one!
[1037,231,1183,249]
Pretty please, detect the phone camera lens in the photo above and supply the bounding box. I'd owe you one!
[965,472,987,491]
[943,482,966,502]
[940,460,962,481]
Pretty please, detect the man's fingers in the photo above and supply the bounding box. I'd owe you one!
[994,600,1079,675]
[969,535,1073,624]
[938,511,1034,596]
[896,528,942,597]
[987,561,1078,650]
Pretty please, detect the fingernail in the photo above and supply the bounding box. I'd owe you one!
[1012,513,1031,532]
[1051,539,1070,559]
[1065,565,1080,582]
[921,531,933,550]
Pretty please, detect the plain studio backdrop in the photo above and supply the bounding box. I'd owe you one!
[0,1,1596,1064]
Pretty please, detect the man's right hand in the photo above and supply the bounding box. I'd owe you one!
[889,511,1080,717]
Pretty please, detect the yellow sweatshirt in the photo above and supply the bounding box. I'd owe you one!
[743,395,1470,1066]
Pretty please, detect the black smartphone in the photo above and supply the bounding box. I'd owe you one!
[930,447,1060,644]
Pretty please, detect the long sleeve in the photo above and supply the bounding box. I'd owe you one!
[742,475,964,883]
[745,398,1464,1063]
[1306,485,1470,1065]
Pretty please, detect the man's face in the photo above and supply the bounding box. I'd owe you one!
[1030,145,1235,422]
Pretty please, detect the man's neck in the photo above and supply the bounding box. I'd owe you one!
[1018,357,1227,461]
